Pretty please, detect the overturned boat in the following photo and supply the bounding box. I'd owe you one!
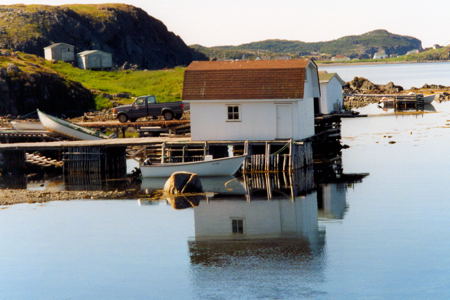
[37,109,110,140]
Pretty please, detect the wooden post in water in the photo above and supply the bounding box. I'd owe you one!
[288,139,293,171]
[161,142,166,164]
[264,142,270,172]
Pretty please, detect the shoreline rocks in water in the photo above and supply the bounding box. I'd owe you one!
[0,189,142,206]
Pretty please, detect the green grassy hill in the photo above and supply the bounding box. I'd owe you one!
[0,51,184,111]
[194,30,422,60]
[49,62,185,109]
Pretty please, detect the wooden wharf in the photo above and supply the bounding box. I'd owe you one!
[344,93,426,110]
[0,136,315,186]
[75,120,190,137]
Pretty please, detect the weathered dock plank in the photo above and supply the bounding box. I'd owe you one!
[0,137,305,151]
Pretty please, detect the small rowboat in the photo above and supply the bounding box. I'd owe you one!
[37,109,110,140]
[140,155,246,177]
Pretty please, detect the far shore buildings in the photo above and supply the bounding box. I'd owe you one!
[318,71,345,114]
[77,50,113,70]
[44,43,75,62]
[182,59,320,141]
[43,43,113,70]
[330,55,350,62]
[373,50,388,59]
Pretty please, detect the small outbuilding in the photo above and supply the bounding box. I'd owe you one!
[318,71,345,114]
[183,59,320,141]
[44,43,75,62]
[77,50,112,70]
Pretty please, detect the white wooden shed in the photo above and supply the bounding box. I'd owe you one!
[77,50,112,70]
[44,43,75,62]
[183,59,320,141]
[318,71,345,114]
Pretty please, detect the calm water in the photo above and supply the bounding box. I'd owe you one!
[3,103,450,299]
[320,61,450,89]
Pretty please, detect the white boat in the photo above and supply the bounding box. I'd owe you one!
[10,120,45,131]
[140,155,246,177]
[37,109,110,140]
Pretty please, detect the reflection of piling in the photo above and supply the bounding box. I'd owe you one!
[63,146,126,190]
[0,150,26,189]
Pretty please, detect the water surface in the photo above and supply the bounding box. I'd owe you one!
[320,61,450,88]
[3,103,450,299]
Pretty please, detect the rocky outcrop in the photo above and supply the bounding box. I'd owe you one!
[344,77,404,94]
[0,4,206,69]
[0,53,94,117]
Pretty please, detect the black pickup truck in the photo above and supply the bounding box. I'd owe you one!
[112,95,185,122]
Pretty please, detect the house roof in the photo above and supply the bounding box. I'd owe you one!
[44,42,74,49]
[318,71,345,85]
[183,59,315,100]
[77,50,111,56]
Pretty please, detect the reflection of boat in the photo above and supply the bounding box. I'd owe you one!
[37,109,110,140]
[10,120,45,131]
[140,155,246,177]
[141,176,246,195]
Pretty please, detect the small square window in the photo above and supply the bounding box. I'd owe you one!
[227,105,240,121]
[232,219,244,234]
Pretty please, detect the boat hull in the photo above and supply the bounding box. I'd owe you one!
[422,94,435,104]
[10,121,45,131]
[37,110,105,140]
[140,156,246,177]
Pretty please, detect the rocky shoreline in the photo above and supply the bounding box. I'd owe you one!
[0,189,156,206]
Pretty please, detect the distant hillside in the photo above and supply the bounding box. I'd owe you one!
[193,30,422,60]
[0,4,206,69]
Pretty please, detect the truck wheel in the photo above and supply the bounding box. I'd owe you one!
[163,111,174,120]
[118,114,128,123]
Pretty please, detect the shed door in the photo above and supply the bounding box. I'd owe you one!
[276,104,293,139]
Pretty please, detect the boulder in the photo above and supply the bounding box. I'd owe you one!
[163,171,203,195]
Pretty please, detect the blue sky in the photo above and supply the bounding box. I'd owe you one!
[0,0,448,47]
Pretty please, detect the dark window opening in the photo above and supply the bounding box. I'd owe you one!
[232,219,244,234]
[227,105,240,120]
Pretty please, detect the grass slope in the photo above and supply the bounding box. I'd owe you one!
[49,62,184,109]
[0,51,184,110]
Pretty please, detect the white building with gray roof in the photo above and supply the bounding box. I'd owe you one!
[77,50,112,70]
[44,43,75,62]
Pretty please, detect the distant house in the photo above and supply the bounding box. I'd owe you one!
[318,71,345,114]
[77,50,112,70]
[44,43,75,62]
[182,59,320,141]
[373,50,388,59]
[331,55,350,62]
[406,49,420,55]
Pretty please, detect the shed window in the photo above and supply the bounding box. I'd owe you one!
[231,219,244,234]
[227,105,240,121]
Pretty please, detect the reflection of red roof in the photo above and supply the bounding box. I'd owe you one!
[183,59,312,100]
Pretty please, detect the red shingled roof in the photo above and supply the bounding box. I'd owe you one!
[182,59,312,100]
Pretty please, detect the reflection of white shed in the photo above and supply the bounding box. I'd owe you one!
[317,183,347,219]
[77,50,112,69]
[183,59,320,141]
[193,194,318,241]
[318,71,345,114]
[44,43,75,62]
